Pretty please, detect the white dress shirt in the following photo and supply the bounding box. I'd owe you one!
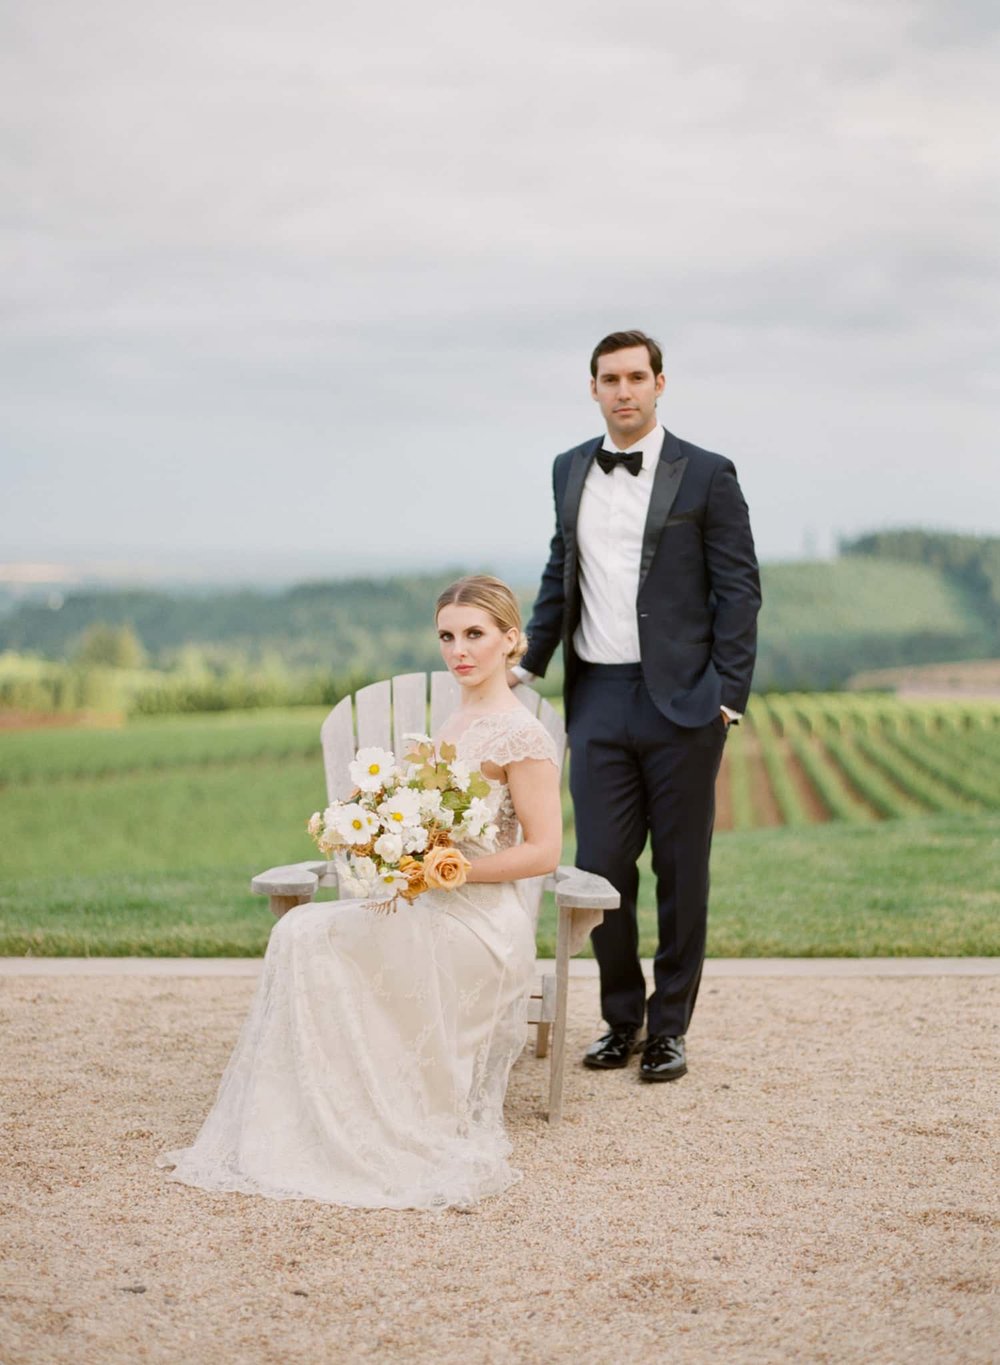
[516,421,739,719]
[573,424,664,664]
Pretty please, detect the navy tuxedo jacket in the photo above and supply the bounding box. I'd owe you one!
[522,429,762,728]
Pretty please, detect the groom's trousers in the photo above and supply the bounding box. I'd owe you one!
[567,663,728,1038]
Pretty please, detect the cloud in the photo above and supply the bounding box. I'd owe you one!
[1,0,997,571]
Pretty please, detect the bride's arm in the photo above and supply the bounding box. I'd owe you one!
[463,758,563,883]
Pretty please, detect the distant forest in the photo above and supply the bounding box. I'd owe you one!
[756,530,999,690]
[842,530,1000,637]
[0,574,455,675]
[1,532,997,705]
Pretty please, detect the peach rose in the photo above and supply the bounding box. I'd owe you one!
[422,844,471,891]
[398,860,429,902]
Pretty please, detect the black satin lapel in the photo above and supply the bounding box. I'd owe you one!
[638,452,688,589]
[561,441,600,568]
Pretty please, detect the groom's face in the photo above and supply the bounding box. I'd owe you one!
[590,345,665,447]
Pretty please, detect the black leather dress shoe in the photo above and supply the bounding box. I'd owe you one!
[583,1029,642,1070]
[639,1034,687,1082]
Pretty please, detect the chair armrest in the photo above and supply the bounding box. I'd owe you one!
[544,865,578,892]
[250,861,327,897]
[553,866,620,911]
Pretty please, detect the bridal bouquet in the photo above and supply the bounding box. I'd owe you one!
[306,736,497,908]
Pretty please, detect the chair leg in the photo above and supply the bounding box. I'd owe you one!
[548,905,572,1124]
[269,893,314,918]
[535,974,556,1059]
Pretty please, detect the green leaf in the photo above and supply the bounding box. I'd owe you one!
[404,740,434,765]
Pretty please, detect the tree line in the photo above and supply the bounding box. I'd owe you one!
[1,532,997,711]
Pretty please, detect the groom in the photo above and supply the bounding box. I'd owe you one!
[514,330,760,1081]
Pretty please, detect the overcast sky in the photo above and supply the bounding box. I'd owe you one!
[2,0,997,583]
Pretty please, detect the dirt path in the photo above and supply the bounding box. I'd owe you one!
[0,710,123,730]
[781,740,830,823]
[810,733,882,821]
[2,973,996,1364]
[715,750,734,832]
[742,727,782,828]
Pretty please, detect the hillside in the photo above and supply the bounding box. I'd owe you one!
[1,532,997,697]
[846,659,1000,698]
[0,575,465,674]
[754,556,988,691]
[843,529,1000,638]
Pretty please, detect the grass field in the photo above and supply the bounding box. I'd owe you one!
[1,700,998,958]
[760,557,983,640]
[0,707,327,784]
[753,557,989,689]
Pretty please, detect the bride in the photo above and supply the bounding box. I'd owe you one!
[159,575,563,1210]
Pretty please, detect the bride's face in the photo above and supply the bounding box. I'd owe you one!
[436,603,518,688]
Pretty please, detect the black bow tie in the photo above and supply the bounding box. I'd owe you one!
[596,449,643,477]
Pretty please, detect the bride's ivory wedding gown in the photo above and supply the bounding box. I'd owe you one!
[158,709,557,1210]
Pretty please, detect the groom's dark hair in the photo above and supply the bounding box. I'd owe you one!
[590,330,664,378]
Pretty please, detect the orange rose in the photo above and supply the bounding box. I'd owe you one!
[399,861,429,902]
[422,845,471,892]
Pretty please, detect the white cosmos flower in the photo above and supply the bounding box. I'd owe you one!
[349,747,396,792]
[448,760,472,792]
[378,788,422,830]
[461,796,493,839]
[340,854,379,898]
[418,789,444,818]
[307,811,323,837]
[403,827,429,854]
[373,831,404,863]
[318,822,347,850]
[333,803,377,845]
[371,869,407,900]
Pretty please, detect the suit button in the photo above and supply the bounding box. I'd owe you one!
[639,613,648,619]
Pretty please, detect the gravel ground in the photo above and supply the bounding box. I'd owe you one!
[2,973,997,1364]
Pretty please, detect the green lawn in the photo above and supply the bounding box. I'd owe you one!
[536,814,1000,958]
[0,707,328,785]
[1,711,997,958]
[2,809,996,958]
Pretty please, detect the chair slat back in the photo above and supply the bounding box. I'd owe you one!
[321,696,356,803]
[429,670,460,735]
[537,696,567,769]
[510,682,541,718]
[319,672,566,923]
[392,673,428,756]
[355,679,392,751]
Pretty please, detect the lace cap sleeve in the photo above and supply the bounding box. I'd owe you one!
[467,711,559,771]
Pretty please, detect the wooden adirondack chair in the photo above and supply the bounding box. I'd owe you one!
[250,672,620,1123]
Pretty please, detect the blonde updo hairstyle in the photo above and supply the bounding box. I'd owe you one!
[435,575,529,665]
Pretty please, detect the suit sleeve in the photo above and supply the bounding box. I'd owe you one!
[704,461,761,713]
[521,464,567,678]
